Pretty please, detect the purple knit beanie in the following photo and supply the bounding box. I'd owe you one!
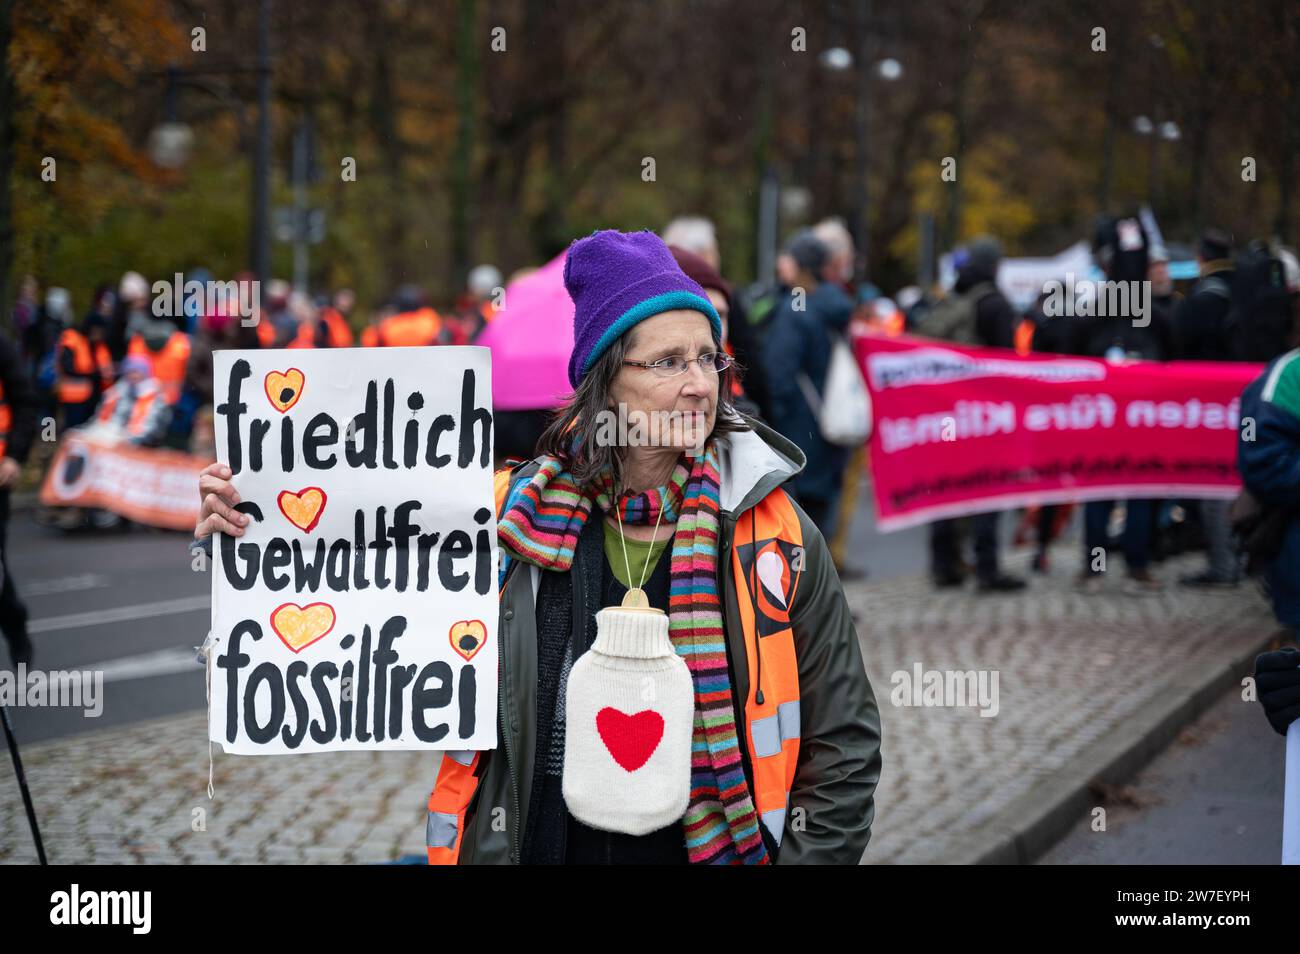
[564,229,722,387]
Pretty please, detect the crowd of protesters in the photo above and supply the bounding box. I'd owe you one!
[6,209,1300,737]
[7,212,1300,588]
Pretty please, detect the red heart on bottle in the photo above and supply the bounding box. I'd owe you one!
[596,707,665,772]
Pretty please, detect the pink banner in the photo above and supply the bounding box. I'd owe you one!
[856,333,1263,532]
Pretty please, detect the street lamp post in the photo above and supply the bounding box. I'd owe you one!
[146,1,273,291]
[252,0,272,289]
[823,3,901,284]
[1132,114,1180,212]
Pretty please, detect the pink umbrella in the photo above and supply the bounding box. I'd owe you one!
[477,252,575,410]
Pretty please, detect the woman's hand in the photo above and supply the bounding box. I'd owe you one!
[195,462,249,540]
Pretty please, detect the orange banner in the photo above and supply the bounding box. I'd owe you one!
[39,430,212,531]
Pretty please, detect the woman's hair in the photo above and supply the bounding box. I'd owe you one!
[536,327,749,487]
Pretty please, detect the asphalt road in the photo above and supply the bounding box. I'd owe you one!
[1038,684,1287,865]
[4,512,210,744]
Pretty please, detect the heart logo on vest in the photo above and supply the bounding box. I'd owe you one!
[277,486,327,532]
[596,707,664,772]
[270,601,336,653]
[264,368,305,413]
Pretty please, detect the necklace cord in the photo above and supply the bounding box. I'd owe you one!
[614,481,667,591]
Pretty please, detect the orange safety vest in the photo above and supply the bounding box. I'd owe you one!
[377,308,441,347]
[0,378,10,459]
[426,469,804,864]
[94,341,114,388]
[320,307,354,348]
[360,325,381,348]
[286,321,317,349]
[256,319,276,348]
[56,329,97,404]
[98,380,163,439]
[128,332,191,404]
[1013,317,1035,356]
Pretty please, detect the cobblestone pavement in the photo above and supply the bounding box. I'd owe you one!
[0,548,1276,864]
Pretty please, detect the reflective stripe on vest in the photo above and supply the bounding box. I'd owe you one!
[425,749,482,864]
[425,468,805,862]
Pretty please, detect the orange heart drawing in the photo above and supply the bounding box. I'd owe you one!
[449,620,487,660]
[277,487,327,532]
[264,368,305,413]
[271,602,336,653]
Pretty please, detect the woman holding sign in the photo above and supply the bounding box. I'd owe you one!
[195,229,882,865]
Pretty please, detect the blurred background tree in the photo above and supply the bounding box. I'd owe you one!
[3,0,1298,322]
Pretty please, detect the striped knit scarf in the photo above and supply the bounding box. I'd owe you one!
[497,443,770,864]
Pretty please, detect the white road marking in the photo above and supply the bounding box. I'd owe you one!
[81,646,205,684]
[24,573,112,596]
[28,594,210,634]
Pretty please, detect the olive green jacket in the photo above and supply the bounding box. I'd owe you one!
[446,416,883,864]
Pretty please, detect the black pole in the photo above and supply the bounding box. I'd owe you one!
[1,704,46,864]
[251,0,272,286]
[853,0,871,282]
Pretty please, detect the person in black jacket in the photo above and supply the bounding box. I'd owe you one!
[1177,229,1243,588]
[1176,229,1235,361]
[929,237,1026,592]
[0,332,40,665]
[1076,216,1164,591]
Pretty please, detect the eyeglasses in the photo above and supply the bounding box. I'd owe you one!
[621,351,734,377]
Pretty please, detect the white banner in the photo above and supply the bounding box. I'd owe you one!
[208,347,498,753]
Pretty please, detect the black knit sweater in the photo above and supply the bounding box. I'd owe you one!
[520,514,687,865]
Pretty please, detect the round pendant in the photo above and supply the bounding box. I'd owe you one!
[621,587,650,610]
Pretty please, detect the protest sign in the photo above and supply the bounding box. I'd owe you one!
[857,334,1262,531]
[207,347,498,753]
[40,430,209,530]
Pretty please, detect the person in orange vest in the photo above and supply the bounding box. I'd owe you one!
[0,331,39,665]
[84,288,117,393]
[371,285,442,346]
[284,292,319,350]
[192,229,883,865]
[126,315,192,406]
[318,304,354,348]
[359,303,395,348]
[445,265,504,344]
[93,355,171,446]
[51,288,106,428]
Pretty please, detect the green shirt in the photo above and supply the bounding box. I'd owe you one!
[603,519,672,589]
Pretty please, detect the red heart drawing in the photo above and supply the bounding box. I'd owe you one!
[596,707,665,772]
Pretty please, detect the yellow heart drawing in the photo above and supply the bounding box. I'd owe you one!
[265,368,306,413]
[278,487,327,532]
[271,602,336,653]
[449,619,487,660]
